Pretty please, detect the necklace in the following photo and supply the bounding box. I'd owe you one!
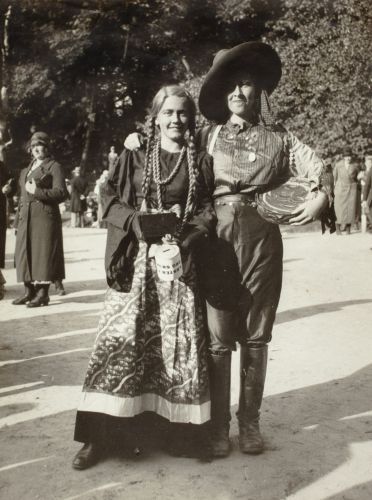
[152,140,186,210]
[152,140,186,185]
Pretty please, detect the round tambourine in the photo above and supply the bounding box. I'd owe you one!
[256,177,316,225]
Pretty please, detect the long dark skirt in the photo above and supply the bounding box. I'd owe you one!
[74,242,210,446]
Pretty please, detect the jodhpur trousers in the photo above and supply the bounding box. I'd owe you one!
[204,196,283,352]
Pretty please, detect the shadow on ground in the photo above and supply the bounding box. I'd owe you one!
[1,297,372,499]
[0,364,371,499]
[276,299,372,325]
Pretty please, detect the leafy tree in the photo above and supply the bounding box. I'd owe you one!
[0,0,370,175]
[265,0,372,159]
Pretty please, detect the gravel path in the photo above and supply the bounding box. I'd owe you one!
[1,227,371,500]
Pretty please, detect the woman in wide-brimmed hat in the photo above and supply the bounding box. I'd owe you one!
[197,41,332,457]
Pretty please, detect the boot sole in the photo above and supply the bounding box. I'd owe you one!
[27,301,50,308]
[211,444,230,458]
[239,442,264,455]
[240,447,264,455]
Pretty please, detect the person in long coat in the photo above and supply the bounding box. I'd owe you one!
[333,148,359,234]
[13,131,68,307]
[359,151,372,230]
[70,166,89,227]
[362,161,372,227]
[0,161,15,299]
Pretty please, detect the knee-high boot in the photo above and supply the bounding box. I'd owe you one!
[209,351,231,457]
[12,282,36,305]
[237,345,268,454]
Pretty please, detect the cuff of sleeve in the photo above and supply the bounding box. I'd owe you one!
[319,186,333,207]
[187,223,209,236]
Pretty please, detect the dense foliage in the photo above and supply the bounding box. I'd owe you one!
[0,0,371,174]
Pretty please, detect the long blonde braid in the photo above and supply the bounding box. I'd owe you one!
[142,115,156,204]
[179,130,198,233]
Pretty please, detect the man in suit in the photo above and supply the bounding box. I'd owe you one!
[70,166,89,227]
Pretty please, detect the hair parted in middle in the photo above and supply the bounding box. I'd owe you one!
[142,85,198,236]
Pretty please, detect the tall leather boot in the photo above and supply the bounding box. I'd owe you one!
[27,284,50,308]
[336,224,342,235]
[209,351,231,457]
[12,282,36,305]
[237,345,268,454]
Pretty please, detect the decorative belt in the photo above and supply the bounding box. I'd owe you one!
[214,193,258,207]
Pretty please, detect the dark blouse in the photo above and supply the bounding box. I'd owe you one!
[102,147,216,291]
[132,148,207,210]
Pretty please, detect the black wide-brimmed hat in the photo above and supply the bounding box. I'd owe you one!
[199,41,282,123]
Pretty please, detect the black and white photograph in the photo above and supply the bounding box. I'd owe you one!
[0,1,371,499]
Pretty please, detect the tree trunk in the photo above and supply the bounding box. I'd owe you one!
[0,5,11,116]
[80,87,96,176]
[0,5,12,165]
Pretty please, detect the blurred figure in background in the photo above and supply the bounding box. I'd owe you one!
[1,164,15,300]
[107,145,118,174]
[94,169,109,228]
[0,129,15,299]
[334,148,359,235]
[362,151,372,234]
[359,151,372,231]
[0,269,5,300]
[70,166,89,228]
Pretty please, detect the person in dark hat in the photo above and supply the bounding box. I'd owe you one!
[0,127,15,299]
[12,131,68,307]
[333,147,359,235]
[70,166,89,228]
[197,42,332,457]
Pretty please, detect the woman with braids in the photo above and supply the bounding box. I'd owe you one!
[72,85,215,470]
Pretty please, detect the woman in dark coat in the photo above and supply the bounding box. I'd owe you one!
[13,131,68,307]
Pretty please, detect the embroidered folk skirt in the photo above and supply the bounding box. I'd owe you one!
[74,243,210,443]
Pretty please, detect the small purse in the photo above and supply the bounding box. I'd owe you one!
[35,173,53,189]
[137,211,178,240]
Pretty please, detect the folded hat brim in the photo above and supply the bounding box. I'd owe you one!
[199,42,281,123]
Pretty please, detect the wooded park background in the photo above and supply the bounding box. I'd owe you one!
[0,0,371,175]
